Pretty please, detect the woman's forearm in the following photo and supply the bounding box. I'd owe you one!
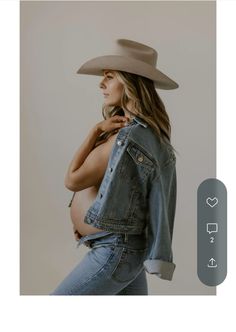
[64,125,102,185]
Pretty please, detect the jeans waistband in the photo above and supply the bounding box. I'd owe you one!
[76,230,147,250]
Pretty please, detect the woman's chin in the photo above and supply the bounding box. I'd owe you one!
[104,101,115,106]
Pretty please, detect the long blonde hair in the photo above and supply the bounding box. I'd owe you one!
[97,70,177,153]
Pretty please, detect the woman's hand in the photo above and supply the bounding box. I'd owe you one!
[96,115,130,134]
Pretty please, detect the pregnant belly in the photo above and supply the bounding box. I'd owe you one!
[70,186,104,237]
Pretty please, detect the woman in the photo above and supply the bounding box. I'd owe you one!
[50,38,178,295]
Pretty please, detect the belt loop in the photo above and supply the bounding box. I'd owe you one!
[124,233,128,243]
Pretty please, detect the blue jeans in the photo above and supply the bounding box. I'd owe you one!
[50,230,148,295]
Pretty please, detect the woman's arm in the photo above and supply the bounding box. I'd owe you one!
[64,125,102,188]
[66,124,102,173]
[64,115,128,191]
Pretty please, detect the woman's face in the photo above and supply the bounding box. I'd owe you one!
[99,70,124,106]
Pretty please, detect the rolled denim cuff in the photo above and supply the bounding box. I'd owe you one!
[143,259,176,281]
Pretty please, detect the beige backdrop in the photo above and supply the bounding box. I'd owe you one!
[20,0,216,295]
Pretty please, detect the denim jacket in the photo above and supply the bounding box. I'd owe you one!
[69,116,177,281]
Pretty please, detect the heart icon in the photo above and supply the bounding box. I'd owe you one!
[206,197,218,208]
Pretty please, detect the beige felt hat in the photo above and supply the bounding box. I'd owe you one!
[76,38,179,90]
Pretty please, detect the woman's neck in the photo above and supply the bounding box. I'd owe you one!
[123,101,136,120]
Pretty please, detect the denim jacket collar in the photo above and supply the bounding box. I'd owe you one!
[131,116,148,128]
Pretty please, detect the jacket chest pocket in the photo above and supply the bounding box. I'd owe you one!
[119,143,155,184]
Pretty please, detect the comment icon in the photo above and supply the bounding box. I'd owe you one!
[206,223,218,234]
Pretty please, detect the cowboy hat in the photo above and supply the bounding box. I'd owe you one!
[76,38,179,90]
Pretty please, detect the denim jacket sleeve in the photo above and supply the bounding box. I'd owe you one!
[143,159,177,281]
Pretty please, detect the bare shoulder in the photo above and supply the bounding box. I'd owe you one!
[91,131,119,158]
[107,131,119,143]
[101,131,119,154]
[97,131,119,147]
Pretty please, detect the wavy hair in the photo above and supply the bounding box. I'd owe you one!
[96,70,177,153]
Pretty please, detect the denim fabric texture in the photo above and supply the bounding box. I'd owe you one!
[69,115,177,281]
[50,231,148,295]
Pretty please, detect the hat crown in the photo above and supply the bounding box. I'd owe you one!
[115,39,158,67]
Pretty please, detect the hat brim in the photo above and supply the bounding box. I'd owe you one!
[76,55,179,90]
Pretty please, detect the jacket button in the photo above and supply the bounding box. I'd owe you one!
[117,140,122,146]
[138,155,144,162]
[109,167,113,172]
[100,193,103,199]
